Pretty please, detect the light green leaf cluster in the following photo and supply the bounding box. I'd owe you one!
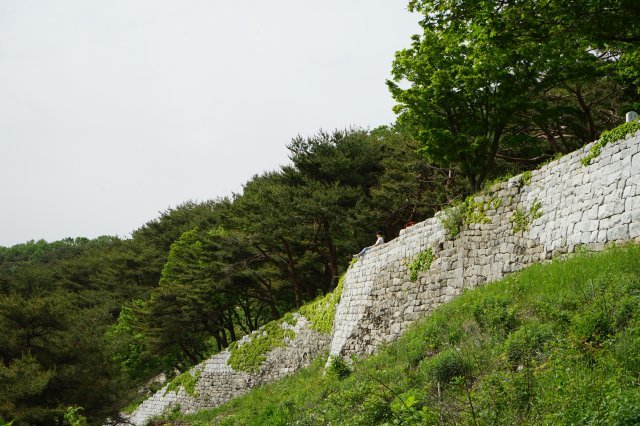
[582,119,640,166]
[227,314,297,373]
[511,199,543,234]
[440,195,501,238]
[165,368,202,397]
[409,248,435,282]
[299,274,345,334]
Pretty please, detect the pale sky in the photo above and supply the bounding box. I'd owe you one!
[0,1,419,247]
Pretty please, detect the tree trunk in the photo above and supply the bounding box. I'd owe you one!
[321,217,340,291]
[179,341,199,365]
[281,239,303,307]
[575,86,596,142]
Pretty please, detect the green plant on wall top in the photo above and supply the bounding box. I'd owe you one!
[299,274,345,334]
[227,314,297,373]
[409,248,435,282]
[511,199,543,233]
[440,195,501,238]
[581,119,640,166]
[440,202,466,238]
[228,269,348,373]
[165,368,202,397]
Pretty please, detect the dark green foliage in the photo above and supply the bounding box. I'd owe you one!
[420,349,470,385]
[472,295,519,335]
[0,201,226,424]
[167,243,640,426]
[327,356,352,380]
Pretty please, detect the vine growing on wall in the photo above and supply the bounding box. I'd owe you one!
[440,196,502,238]
[582,119,640,166]
[409,248,435,282]
[511,199,543,233]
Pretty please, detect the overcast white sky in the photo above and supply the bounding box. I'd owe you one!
[0,1,419,247]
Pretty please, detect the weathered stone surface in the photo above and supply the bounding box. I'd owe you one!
[123,133,640,425]
[122,314,330,425]
[329,134,640,358]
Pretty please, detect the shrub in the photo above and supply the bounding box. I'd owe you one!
[503,323,552,369]
[440,202,466,238]
[472,296,519,335]
[421,349,471,385]
[327,356,352,380]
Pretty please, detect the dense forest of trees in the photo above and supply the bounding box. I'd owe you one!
[1,1,638,424]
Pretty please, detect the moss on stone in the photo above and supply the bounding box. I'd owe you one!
[227,273,347,373]
[299,274,345,334]
[227,313,297,373]
[165,368,202,397]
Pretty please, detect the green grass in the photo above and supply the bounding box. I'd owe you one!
[162,243,640,425]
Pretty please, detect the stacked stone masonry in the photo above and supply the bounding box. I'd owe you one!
[330,132,640,358]
[123,314,330,425]
[124,131,640,424]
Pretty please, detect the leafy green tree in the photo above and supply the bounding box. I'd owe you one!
[388,24,540,190]
[390,0,640,190]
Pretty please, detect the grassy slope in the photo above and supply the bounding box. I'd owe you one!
[163,244,640,425]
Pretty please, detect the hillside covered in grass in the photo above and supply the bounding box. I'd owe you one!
[158,243,640,425]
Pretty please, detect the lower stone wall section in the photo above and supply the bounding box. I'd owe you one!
[123,314,330,425]
[330,132,640,358]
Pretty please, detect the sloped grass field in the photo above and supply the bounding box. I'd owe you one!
[161,244,640,425]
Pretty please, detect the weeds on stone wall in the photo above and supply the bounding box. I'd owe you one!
[226,273,346,373]
[64,407,88,426]
[227,314,297,372]
[165,368,202,397]
[511,199,543,233]
[519,171,532,187]
[299,274,345,334]
[440,202,466,238]
[582,119,640,166]
[409,248,434,282]
[440,196,501,238]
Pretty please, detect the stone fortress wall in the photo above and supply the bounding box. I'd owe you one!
[330,131,640,358]
[123,314,330,425]
[125,130,640,424]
